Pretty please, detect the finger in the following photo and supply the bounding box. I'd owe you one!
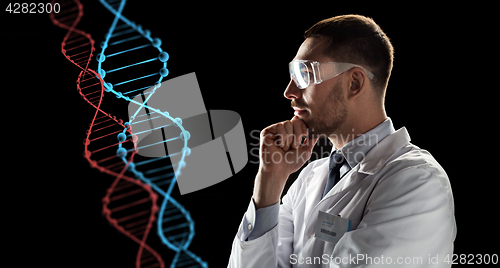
[291,115,308,135]
[275,123,287,149]
[291,119,303,149]
[291,116,308,148]
[260,125,276,142]
[282,120,294,151]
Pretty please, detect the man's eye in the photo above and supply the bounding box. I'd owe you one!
[301,71,313,79]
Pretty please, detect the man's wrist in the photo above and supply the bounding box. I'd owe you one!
[252,169,288,209]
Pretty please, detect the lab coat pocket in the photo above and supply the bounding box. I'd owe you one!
[323,220,360,248]
[320,220,360,253]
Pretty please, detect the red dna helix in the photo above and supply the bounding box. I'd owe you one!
[49,0,165,267]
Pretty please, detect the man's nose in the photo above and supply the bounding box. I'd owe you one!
[284,80,302,100]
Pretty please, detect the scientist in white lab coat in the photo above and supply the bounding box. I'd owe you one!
[228,15,456,267]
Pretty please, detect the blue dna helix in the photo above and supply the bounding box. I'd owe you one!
[96,0,207,267]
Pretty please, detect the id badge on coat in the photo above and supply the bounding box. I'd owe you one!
[314,210,351,244]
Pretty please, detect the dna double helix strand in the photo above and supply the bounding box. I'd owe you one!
[97,0,207,267]
[50,0,207,267]
[49,0,164,267]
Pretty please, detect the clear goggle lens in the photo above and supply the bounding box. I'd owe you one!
[289,61,311,89]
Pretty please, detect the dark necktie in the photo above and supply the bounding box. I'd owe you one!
[322,151,350,198]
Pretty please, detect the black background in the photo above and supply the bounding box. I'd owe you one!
[4,1,496,267]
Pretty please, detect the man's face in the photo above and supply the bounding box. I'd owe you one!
[284,37,348,138]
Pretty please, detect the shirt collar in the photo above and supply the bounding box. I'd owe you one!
[333,118,395,169]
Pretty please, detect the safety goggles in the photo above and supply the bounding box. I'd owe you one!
[289,60,376,89]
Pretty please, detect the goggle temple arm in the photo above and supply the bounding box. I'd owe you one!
[311,61,323,84]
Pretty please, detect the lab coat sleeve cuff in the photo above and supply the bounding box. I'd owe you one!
[239,198,280,242]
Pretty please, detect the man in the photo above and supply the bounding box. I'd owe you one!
[228,15,456,267]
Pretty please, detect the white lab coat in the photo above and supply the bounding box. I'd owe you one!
[228,127,456,267]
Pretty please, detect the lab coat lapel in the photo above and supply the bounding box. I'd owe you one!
[303,160,329,235]
[301,161,356,256]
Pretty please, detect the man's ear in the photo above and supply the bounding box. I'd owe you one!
[347,68,366,100]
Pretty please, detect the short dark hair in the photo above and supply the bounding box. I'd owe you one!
[304,15,394,95]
